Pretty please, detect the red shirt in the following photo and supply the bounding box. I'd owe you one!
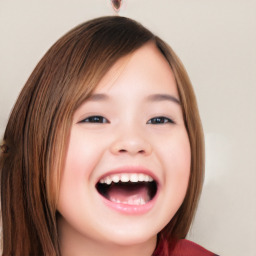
[154,239,219,256]
[171,239,218,256]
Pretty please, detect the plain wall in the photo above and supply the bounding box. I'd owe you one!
[0,1,256,255]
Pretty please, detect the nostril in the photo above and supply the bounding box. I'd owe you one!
[111,140,152,156]
[118,149,145,154]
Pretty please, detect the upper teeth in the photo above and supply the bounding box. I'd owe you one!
[99,173,154,185]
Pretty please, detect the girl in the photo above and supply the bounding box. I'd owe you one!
[0,16,219,255]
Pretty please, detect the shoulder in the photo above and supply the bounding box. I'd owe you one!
[170,239,219,256]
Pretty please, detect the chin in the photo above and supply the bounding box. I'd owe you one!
[104,231,157,247]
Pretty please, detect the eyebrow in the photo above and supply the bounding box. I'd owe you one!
[146,94,180,105]
[86,93,109,101]
[87,93,180,105]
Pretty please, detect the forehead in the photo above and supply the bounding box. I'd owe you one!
[94,42,179,98]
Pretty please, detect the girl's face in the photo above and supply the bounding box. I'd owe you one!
[57,43,191,249]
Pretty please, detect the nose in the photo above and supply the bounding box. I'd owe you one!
[110,128,152,156]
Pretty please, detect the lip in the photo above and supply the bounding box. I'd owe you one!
[95,166,160,215]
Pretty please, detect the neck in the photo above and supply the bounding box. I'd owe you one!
[58,218,157,256]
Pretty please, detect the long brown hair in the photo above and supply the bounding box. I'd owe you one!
[0,16,204,255]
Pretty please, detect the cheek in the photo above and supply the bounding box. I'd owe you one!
[157,130,191,215]
[158,128,191,175]
[167,131,191,187]
[57,129,106,227]
[57,130,104,210]
[64,129,103,180]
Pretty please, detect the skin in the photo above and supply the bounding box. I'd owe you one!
[57,43,191,256]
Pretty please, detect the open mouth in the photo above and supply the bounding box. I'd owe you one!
[96,173,158,206]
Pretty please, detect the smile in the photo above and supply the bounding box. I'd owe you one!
[96,171,158,213]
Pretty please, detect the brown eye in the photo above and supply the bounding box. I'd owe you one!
[80,116,109,123]
[147,117,174,125]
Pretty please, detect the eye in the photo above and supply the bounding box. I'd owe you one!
[79,116,109,124]
[147,116,175,125]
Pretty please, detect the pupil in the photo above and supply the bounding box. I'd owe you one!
[92,116,101,122]
[155,117,163,123]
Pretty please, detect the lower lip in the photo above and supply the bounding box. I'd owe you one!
[98,192,159,215]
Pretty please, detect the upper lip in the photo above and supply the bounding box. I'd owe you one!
[96,166,160,186]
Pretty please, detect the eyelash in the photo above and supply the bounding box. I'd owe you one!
[79,116,174,125]
[79,116,109,123]
[147,116,175,125]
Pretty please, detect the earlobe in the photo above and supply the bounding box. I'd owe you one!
[0,144,9,154]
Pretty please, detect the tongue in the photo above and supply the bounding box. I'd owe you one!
[107,183,150,205]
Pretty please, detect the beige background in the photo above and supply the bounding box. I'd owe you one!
[0,1,256,255]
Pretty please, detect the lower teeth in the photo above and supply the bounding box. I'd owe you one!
[109,196,147,205]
